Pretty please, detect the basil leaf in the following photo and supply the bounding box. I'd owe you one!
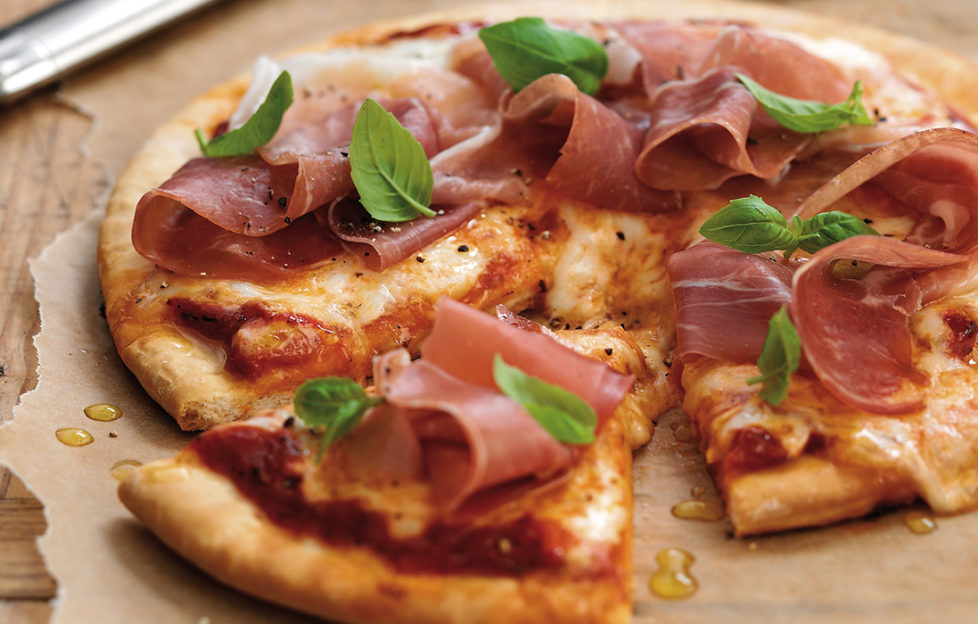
[196,70,294,157]
[736,73,874,133]
[294,377,384,460]
[349,98,435,222]
[478,17,608,96]
[491,354,596,445]
[698,195,796,253]
[746,307,801,405]
[794,211,879,254]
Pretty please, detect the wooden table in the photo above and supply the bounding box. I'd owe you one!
[0,0,975,622]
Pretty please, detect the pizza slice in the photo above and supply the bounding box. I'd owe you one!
[118,297,656,623]
[669,127,978,535]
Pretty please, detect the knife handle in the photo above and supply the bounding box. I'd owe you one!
[0,0,222,104]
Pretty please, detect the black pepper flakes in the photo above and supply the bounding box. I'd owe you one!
[604,348,613,356]
[278,197,288,207]
[457,244,469,252]
[616,231,625,241]
[416,255,425,263]
[283,416,295,428]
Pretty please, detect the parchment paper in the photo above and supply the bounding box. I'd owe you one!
[3,1,978,622]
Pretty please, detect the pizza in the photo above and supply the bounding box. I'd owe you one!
[99,1,978,621]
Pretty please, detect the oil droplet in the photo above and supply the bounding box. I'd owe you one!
[649,548,697,599]
[690,485,706,498]
[671,499,725,521]
[84,403,122,422]
[110,459,142,481]
[55,428,94,447]
[903,509,937,534]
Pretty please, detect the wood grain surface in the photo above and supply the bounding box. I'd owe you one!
[0,0,975,622]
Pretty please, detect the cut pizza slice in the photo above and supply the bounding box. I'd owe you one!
[669,128,978,535]
[118,298,659,623]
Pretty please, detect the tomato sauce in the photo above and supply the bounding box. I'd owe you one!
[190,425,571,575]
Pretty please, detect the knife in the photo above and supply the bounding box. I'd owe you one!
[0,0,224,105]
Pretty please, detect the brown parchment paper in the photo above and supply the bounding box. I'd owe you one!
[3,0,978,622]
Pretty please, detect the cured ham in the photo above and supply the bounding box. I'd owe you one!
[635,24,854,191]
[420,297,634,426]
[326,197,483,272]
[374,349,573,510]
[636,67,811,191]
[341,297,634,510]
[794,128,978,254]
[791,237,964,413]
[668,241,793,363]
[133,51,507,282]
[500,74,681,212]
[671,128,978,414]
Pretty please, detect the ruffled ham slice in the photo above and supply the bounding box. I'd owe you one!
[696,26,850,103]
[791,236,965,414]
[636,67,810,191]
[613,21,721,92]
[373,348,573,510]
[794,128,978,253]
[635,24,855,191]
[325,197,483,272]
[668,241,794,363]
[420,297,634,426]
[133,50,510,281]
[498,74,680,212]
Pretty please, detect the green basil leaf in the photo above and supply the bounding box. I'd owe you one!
[294,377,384,460]
[196,70,294,157]
[478,17,608,96]
[746,307,801,405]
[795,211,879,254]
[349,98,435,222]
[492,354,596,445]
[698,195,796,253]
[736,73,874,133]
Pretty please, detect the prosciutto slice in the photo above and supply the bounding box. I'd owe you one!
[636,67,810,191]
[326,197,483,272]
[696,26,850,103]
[420,297,634,426]
[374,349,573,510]
[791,237,965,414]
[668,241,794,363]
[496,74,680,211]
[635,25,854,191]
[133,51,513,281]
[794,128,978,253]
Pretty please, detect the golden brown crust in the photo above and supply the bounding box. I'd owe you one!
[724,456,916,536]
